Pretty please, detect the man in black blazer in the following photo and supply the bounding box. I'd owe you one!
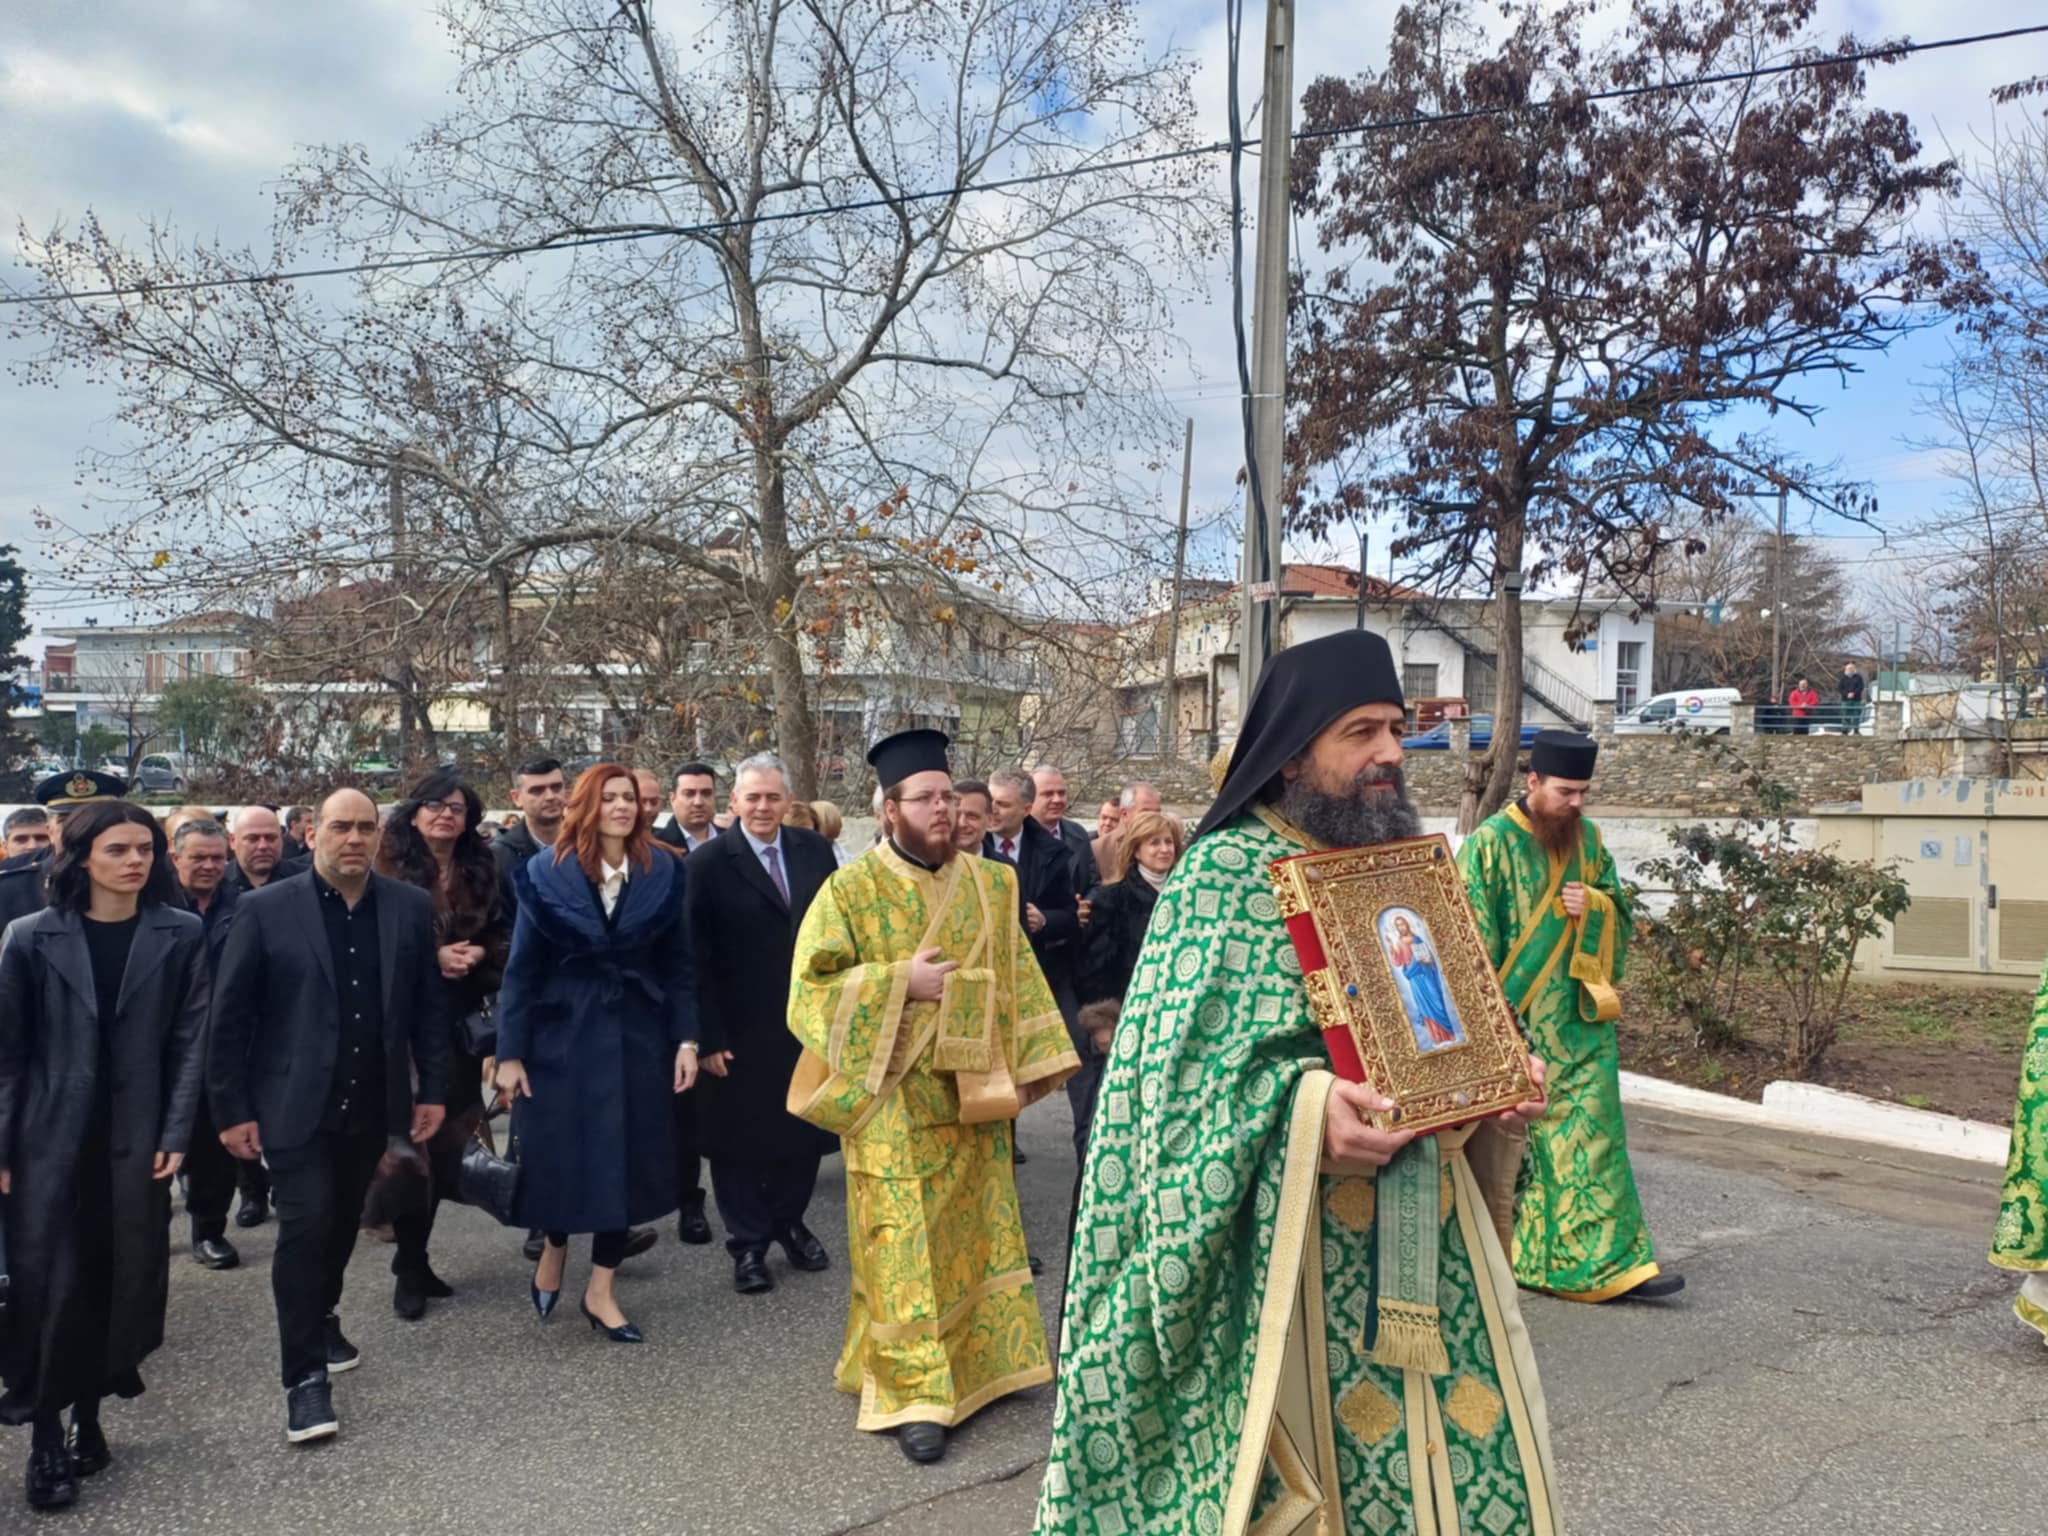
[1029,766,1100,896]
[208,787,447,1446]
[986,769,1095,1154]
[683,754,840,1294]
[653,761,723,853]
[167,814,252,1270]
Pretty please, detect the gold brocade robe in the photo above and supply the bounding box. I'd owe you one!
[787,843,1079,1429]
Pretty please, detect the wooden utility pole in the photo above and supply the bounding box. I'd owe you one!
[1161,417,1194,762]
[1237,0,1295,718]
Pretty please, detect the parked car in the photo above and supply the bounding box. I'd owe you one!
[1403,715,1546,751]
[134,752,192,793]
[349,754,402,788]
[1613,687,1739,736]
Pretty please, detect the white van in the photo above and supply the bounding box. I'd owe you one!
[1613,687,1739,735]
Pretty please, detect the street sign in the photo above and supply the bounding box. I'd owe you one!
[1248,581,1279,603]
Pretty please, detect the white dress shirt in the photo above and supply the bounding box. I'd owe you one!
[599,857,629,917]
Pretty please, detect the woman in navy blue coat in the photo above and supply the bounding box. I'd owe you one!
[494,765,699,1341]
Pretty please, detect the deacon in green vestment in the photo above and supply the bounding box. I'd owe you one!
[1458,731,1682,1304]
[1991,958,2048,1344]
[1036,632,1560,1536]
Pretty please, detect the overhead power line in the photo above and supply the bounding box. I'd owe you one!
[3,22,2044,310]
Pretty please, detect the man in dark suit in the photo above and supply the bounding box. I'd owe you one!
[223,804,309,892]
[987,769,1096,1155]
[208,787,447,1446]
[1030,766,1099,896]
[167,815,253,1270]
[653,761,722,853]
[683,753,839,1294]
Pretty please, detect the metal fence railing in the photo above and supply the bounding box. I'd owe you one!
[1755,701,1869,735]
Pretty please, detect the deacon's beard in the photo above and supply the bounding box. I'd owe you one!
[1273,763,1423,848]
[890,817,957,868]
[1526,801,1582,856]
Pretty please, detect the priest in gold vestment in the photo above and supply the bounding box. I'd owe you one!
[788,729,1079,1464]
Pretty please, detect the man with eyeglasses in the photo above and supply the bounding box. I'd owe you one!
[786,730,1079,1466]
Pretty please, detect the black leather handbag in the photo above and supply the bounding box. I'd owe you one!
[456,996,497,1059]
[458,1117,521,1226]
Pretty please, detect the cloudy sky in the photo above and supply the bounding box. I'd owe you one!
[2,0,2039,654]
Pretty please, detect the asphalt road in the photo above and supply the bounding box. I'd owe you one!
[18,1102,2028,1535]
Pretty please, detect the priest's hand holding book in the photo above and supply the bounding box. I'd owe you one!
[1323,1056,1549,1175]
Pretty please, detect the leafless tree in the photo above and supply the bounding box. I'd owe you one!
[12,0,1213,795]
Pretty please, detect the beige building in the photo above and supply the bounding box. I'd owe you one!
[1818,778,2048,984]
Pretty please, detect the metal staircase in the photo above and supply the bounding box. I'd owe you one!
[1400,600,1594,727]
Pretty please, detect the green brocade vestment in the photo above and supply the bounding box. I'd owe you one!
[1991,960,2048,1343]
[1035,812,1560,1536]
[1458,807,1658,1303]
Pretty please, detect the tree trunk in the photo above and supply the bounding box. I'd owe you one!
[753,451,819,801]
[1457,515,1527,833]
[491,566,522,766]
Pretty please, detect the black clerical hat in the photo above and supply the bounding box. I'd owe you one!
[1530,729,1598,780]
[35,768,128,808]
[867,729,951,788]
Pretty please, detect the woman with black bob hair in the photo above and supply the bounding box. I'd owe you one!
[364,770,512,1321]
[0,802,208,1512]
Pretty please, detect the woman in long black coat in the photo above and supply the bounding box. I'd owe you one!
[367,771,512,1320]
[0,802,208,1513]
[495,765,698,1342]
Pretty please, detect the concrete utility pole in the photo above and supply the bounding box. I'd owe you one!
[1161,417,1194,762]
[1770,483,1787,706]
[1237,0,1294,718]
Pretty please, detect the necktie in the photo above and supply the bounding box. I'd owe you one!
[763,844,789,902]
[1001,837,1015,859]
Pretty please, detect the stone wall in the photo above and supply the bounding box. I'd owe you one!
[1399,733,1905,815]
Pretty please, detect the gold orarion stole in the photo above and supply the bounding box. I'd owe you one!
[1268,834,1535,1136]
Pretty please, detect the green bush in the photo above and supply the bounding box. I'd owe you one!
[1636,740,1911,1075]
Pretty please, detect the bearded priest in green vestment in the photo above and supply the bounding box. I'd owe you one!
[1456,732,1684,1306]
[1036,631,1560,1536]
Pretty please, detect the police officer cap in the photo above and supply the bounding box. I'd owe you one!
[35,768,129,808]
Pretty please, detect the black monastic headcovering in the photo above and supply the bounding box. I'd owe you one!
[867,728,952,789]
[1529,729,1598,780]
[1193,630,1405,840]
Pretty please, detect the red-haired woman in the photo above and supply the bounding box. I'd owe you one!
[494,766,700,1341]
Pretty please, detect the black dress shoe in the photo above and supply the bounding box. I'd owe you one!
[676,1195,713,1245]
[733,1249,776,1294]
[522,1229,546,1263]
[1621,1272,1687,1302]
[25,1446,78,1509]
[897,1423,947,1464]
[777,1223,830,1272]
[1028,1253,1044,1277]
[192,1235,240,1270]
[67,1420,110,1477]
[580,1300,644,1343]
[324,1316,361,1374]
[235,1194,269,1229]
[1013,1144,1029,1165]
[621,1226,658,1262]
[393,1269,427,1321]
[285,1374,338,1445]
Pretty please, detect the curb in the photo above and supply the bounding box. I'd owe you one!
[1619,1071,2011,1166]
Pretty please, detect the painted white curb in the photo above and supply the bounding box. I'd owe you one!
[1619,1071,2011,1166]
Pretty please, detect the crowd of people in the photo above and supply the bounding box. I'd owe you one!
[1,629,2036,1530]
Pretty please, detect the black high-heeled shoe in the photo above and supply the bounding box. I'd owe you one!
[531,1283,560,1320]
[580,1300,643,1343]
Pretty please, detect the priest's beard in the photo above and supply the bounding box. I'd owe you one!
[1273,763,1423,847]
[888,812,956,869]
[1525,799,1582,856]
